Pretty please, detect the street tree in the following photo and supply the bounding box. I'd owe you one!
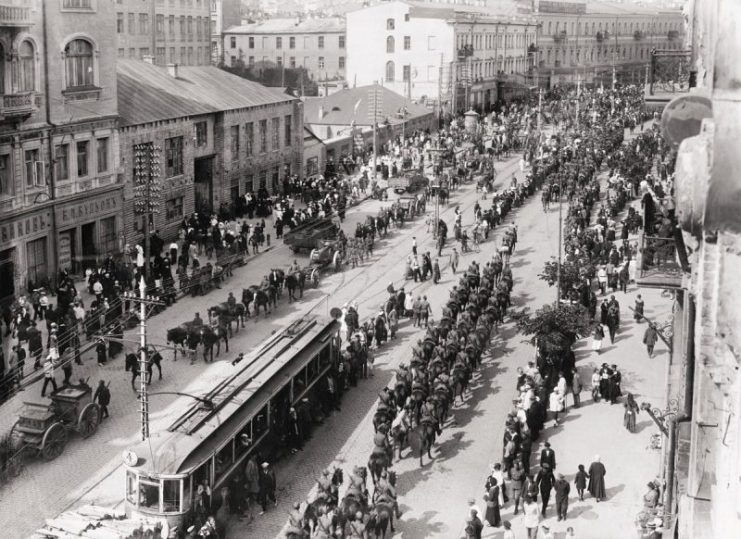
[513,302,592,354]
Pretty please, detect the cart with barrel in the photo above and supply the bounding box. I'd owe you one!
[7,386,101,470]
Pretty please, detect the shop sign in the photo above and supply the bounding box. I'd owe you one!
[58,232,72,270]
[0,211,50,247]
[57,194,120,226]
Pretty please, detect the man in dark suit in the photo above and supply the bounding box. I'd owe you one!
[540,441,556,470]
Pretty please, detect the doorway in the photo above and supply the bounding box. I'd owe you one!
[0,248,15,305]
[194,156,214,214]
[81,222,96,270]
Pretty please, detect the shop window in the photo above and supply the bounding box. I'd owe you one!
[163,479,181,513]
[99,216,117,255]
[76,140,89,177]
[52,143,67,182]
[97,137,109,173]
[139,477,160,510]
[0,154,11,196]
[65,39,94,89]
[166,196,184,222]
[165,136,183,177]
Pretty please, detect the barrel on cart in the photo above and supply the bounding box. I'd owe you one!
[9,386,101,466]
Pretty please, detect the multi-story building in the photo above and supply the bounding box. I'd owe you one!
[0,0,120,304]
[114,0,211,65]
[116,59,303,243]
[532,0,685,86]
[222,17,346,82]
[210,0,241,65]
[345,1,538,116]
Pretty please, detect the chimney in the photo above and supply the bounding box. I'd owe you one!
[142,55,155,65]
[167,63,179,78]
[318,105,325,120]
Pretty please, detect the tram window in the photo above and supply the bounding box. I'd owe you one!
[126,471,138,504]
[163,479,181,513]
[193,460,212,493]
[319,346,331,367]
[307,357,317,381]
[139,479,161,510]
[253,406,268,439]
[182,477,191,512]
[215,441,235,481]
[235,421,253,459]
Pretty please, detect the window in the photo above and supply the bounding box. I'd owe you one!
[276,56,282,67]
[156,14,164,35]
[117,48,124,58]
[195,121,207,146]
[339,35,345,49]
[55,144,69,181]
[139,13,149,35]
[230,125,240,159]
[99,216,117,254]
[258,170,267,190]
[306,156,318,176]
[128,13,135,34]
[245,122,253,155]
[248,56,254,66]
[97,137,108,173]
[187,47,193,65]
[386,18,395,30]
[271,118,280,150]
[63,0,92,7]
[165,136,183,177]
[196,16,201,38]
[403,64,411,82]
[276,37,282,49]
[187,16,193,37]
[18,40,35,92]
[289,36,295,49]
[404,36,411,50]
[318,36,324,49]
[179,15,185,37]
[156,47,166,64]
[259,120,267,153]
[64,39,94,88]
[169,15,175,36]
[117,12,124,33]
[163,479,181,513]
[248,36,254,49]
[129,47,135,58]
[0,154,11,196]
[386,36,395,53]
[339,56,345,69]
[385,60,395,81]
[166,196,184,220]
[284,115,292,147]
[289,56,296,68]
[318,56,325,69]
[229,36,236,49]
[26,237,48,287]
[76,141,89,177]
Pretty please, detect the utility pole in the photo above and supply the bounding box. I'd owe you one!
[576,73,581,129]
[537,87,543,136]
[452,60,458,117]
[133,143,162,279]
[369,86,381,181]
[124,278,165,441]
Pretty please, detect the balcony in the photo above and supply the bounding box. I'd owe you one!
[635,232,684,289]
[0,91,37,120]
[0,2,33,27]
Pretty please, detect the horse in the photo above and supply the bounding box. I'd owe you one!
[284,272,300,302]
[413,418,438,466]
[268,269,285,298]
[125,352,141,391]
[242,287,270,317]
[199,326,229,361]
[367,447,390,485]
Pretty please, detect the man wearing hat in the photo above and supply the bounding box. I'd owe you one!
[540,442,556,470]
[554,472,571,521]
[258,461,277,514]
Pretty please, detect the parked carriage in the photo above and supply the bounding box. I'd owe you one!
[8,386,101,470]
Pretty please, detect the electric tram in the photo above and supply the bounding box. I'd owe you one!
[122,314,341,526]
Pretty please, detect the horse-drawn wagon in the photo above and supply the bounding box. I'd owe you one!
[397,196,423,219]
[283,218,339,253]
[8,386,101,469]
[388,172,429,194]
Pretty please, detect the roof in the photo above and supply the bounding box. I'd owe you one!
[125,315,339,476]
[303,84,433,127]
[224,17,344,35]
[117,60,295,126]
[584,0,683,15]
[355,0,534,24]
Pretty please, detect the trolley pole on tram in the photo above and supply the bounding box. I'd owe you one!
[124,277,165,440]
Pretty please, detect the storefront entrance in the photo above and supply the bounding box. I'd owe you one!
[0,248,15,306]
[81,222,97,270]
[194,156,214,214]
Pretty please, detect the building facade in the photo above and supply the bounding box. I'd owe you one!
[210,0,241,65]
[345,1,537,115]
[0,0,120,304]
[533,0,685,87]
[116,60,303,244]
[115,0,211,65]
[222,17,346,82]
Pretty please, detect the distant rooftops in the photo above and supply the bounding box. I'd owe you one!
[225,16,345,35]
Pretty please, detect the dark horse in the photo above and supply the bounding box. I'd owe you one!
[242,286,271,317]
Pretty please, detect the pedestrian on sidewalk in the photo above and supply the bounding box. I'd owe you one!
[624,392,640,432]
[634,294,645,322]
[554,473,570,521]
[502,521,515,539]
[258,462,277,514]
[522,496,540,539]
[548,388,564,427]
[420,295,431,328]
[433,258,441,284]
[41,354,58,397]
[412,236,418,256]
[591,323,604,354]
[484,477,502,527]
[509,460,525,514]
[412,257,422,282]
[587,456,607,502]
[536,463,555,517]
[574,464,588,501]
[540,442,556,470]
[94,380,111,419]
[571,368,582,408]
[591,368,601,402]
[643,323,659,358]
[451,247,459,273]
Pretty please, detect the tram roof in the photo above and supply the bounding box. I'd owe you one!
[125,315,339,476]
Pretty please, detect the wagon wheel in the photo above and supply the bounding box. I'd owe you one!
[78,403,101,439]
[41,422,67,461]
